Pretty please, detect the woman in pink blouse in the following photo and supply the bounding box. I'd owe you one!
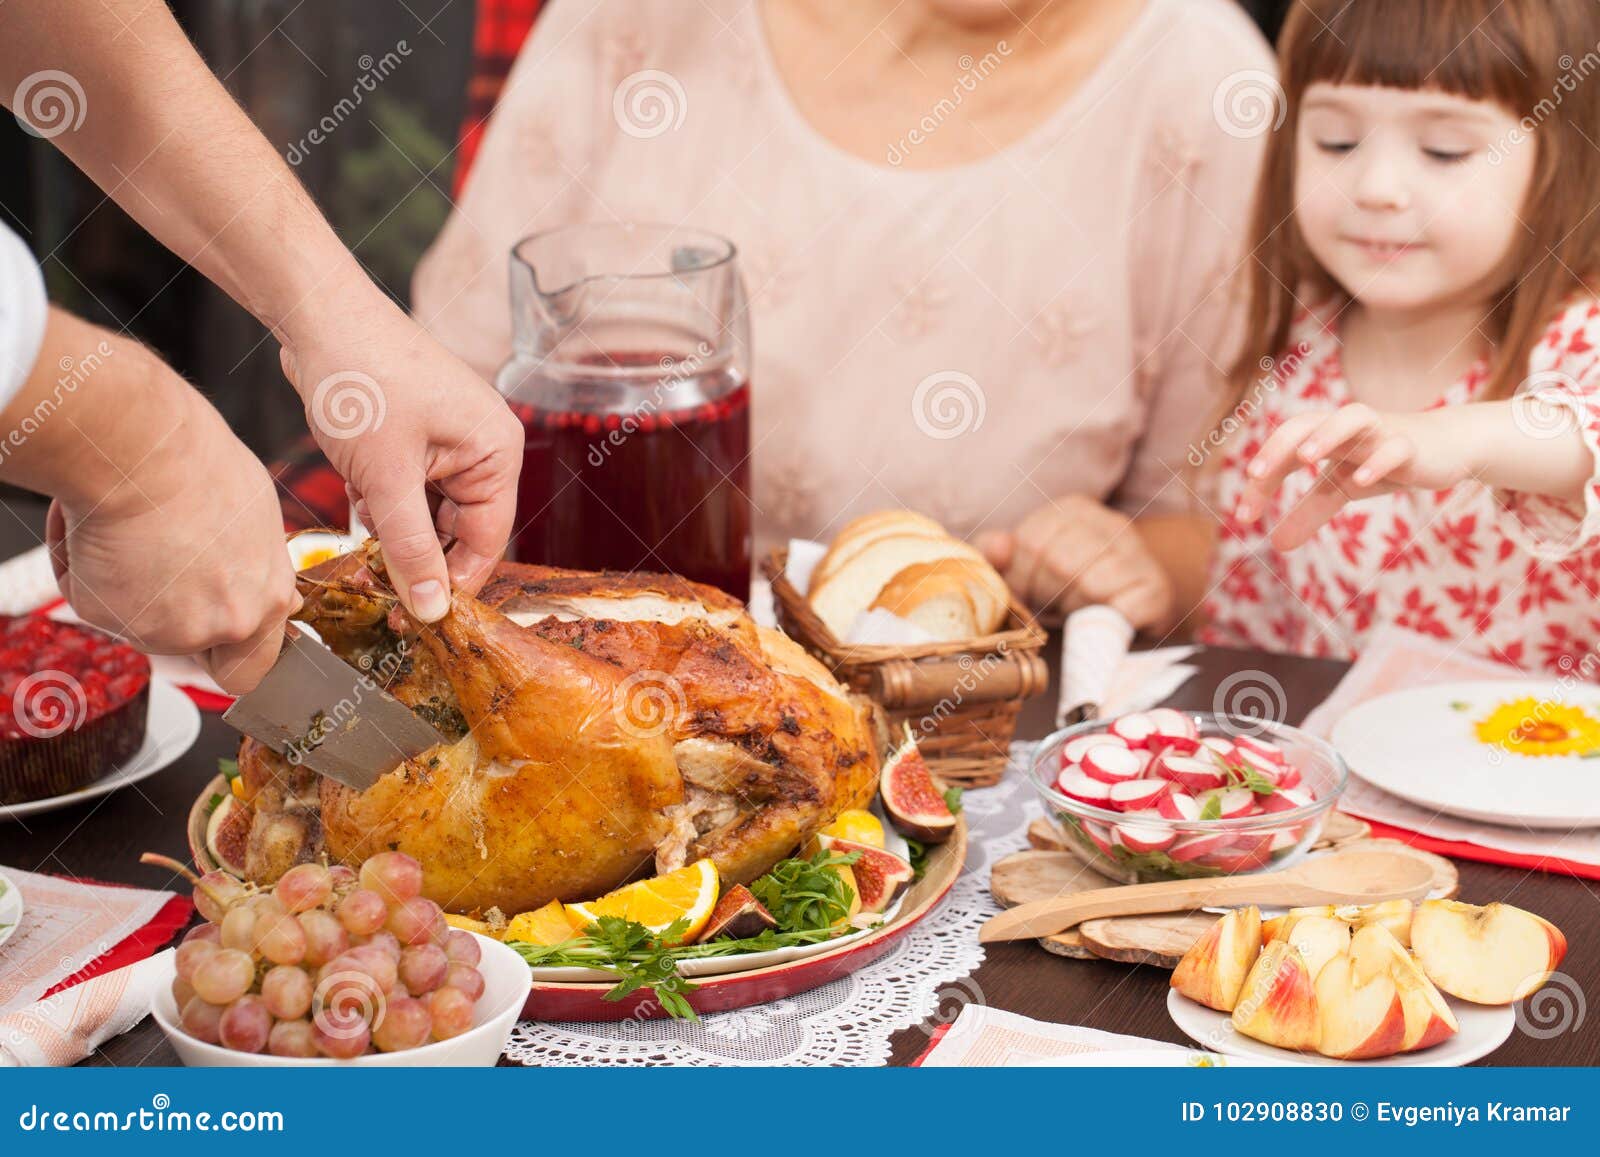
[413,0,1274,631]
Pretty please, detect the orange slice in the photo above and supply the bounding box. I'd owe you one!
[566,859,720,944]
[503,900,582,946]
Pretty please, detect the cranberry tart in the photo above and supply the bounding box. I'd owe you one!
[0,616,150,805]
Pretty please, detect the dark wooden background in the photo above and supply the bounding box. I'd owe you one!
[1,495,1594,1066]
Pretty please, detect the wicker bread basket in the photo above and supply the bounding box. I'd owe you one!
[762,548,1047,787]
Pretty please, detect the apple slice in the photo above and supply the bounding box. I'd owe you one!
[1410,900,1568,1004]
[1062,732,1127,765]
[1153,754,1227,792]
[1056,769,1113,807]
[1347,924,1458,1052]
[1082,744,1145,785]
[1286,914,1351,979]
[1157,791,1200,821]
[1108,712,1158,749]
[1350,899,1414,947]
[1230,940,1319,1051]
[1314,953,1408,1059]
[1196,787,1255,820]
[1115,822,1178,854]
[1170,906,1262,1012]
[1145,708,1201,755]
[1106,778,1169,812]
[1236,734,1287,764]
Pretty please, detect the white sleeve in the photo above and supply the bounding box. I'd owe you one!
[0,221,47,413]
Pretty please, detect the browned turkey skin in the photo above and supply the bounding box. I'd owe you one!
[236,548,879,915]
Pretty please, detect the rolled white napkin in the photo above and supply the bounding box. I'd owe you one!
[0,948,172,1067]
[1058,605,1200,726]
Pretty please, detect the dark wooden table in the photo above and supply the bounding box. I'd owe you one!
[3,498,1596,1066]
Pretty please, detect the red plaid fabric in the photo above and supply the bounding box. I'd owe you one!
[272,0,544,527]
[453,0,545,198]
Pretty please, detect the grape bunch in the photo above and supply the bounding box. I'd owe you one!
[155,851,484,1058]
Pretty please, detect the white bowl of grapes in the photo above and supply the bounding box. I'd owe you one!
[145,850,529,1065]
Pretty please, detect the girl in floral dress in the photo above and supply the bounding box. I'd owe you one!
[1199,0,1600,677]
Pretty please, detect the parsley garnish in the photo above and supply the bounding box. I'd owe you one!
[1198,794,1223,821]
[749,849,860,932]
[942,786,964,815]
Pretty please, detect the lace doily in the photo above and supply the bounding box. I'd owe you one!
[502,745,1037,1066]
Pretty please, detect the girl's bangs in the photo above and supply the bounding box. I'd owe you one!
[1284,0,1535,111]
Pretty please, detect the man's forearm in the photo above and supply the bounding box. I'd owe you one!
[0,0,378,348]
[0,308,216,513]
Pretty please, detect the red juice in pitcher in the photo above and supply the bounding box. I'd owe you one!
[495,224,754,601]
[507,351,752,600]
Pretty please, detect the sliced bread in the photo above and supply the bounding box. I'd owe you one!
[810,532,984,639]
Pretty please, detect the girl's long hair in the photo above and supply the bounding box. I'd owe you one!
[1227,0,1600,409]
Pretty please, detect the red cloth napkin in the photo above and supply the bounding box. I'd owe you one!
[1361,819,1600,882]
[38,875,194,998]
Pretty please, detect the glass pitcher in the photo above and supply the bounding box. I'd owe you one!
[496,223,752,601]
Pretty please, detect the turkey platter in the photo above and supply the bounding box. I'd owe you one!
[234,544,881,916]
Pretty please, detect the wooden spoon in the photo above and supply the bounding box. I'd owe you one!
[978,846,1436,943]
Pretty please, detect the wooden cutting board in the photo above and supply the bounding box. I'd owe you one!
[991,837,1458,967]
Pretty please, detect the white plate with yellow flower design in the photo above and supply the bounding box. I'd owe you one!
[1332,680,1600,829]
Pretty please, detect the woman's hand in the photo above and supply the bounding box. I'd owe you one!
[46,388,300,694]
[976,495,1176,631]
[279,292,524,622]
[1235,403,1469,551]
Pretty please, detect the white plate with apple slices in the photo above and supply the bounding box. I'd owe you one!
[1164,898,1566,1066]
[1331,680,1600,828]
[1168,990,1513,1066]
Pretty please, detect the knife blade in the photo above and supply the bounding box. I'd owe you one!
[223,627,447,792]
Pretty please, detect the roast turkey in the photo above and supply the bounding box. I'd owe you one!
[235,546,880,915]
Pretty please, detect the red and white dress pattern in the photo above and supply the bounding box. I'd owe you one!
[1201,298,1600,675]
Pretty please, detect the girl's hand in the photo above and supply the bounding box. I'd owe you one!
[976,496,1176,631]
[1235,403,1469,550]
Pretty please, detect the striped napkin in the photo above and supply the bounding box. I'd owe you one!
[914,1005,1190,1066]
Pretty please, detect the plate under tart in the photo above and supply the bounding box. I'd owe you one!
[1331,679,1600,829]
[1167,988,1515,1067]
